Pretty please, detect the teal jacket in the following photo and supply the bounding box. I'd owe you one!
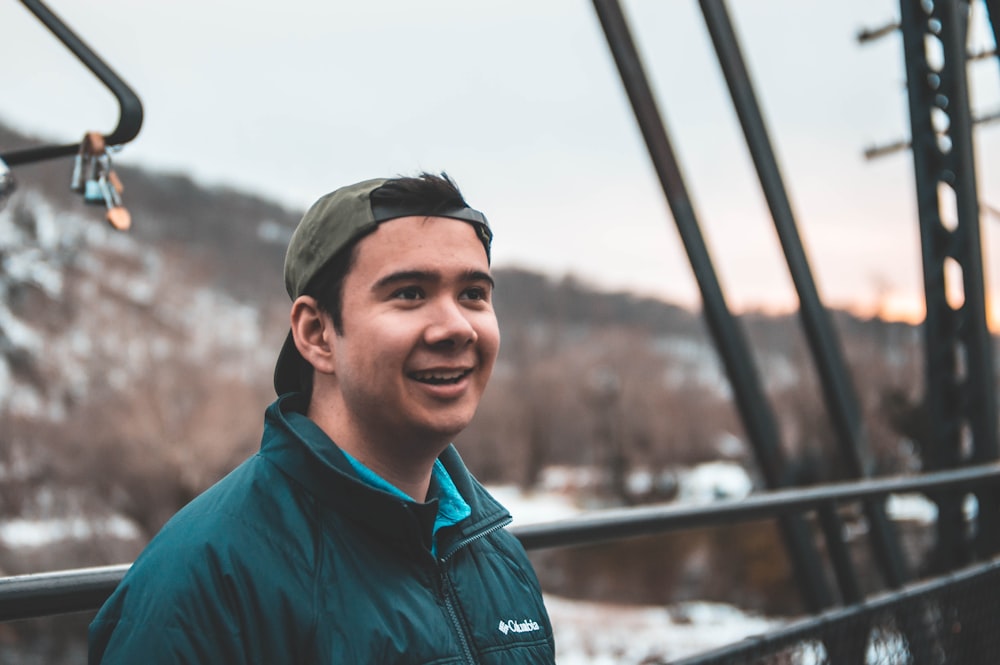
[89,394,555,664]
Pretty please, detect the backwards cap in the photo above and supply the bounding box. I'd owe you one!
[273,177,492,396]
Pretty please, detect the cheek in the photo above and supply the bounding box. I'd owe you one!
[369,323,424,373]
[339,328,398,377]
[476,316,501,365]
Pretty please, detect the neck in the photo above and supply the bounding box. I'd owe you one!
[307,390,445,502]
[349,450,436,502]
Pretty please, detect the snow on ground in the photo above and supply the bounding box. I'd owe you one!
[487,484,584,525]
[885,493,937,523]
[491,481,786,662]
[675,462,753,504]
[546,595,782,664]
[0,515,140,548]
[884,492,976,524]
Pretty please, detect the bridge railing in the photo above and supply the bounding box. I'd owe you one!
[4,463,1000,662]
[674,556,1000,665]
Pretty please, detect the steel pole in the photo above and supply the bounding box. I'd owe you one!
[698,0,911,593]
[591,0,834,611]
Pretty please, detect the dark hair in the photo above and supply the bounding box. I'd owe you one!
[303,172,469,334]
[370,171,470,216]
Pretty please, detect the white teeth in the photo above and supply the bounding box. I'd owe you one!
[411,369,470,383]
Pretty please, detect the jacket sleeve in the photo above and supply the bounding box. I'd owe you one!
[89,545,255,664]
[89,530,316,665]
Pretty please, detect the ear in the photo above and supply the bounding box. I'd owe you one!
[290,295,337,378]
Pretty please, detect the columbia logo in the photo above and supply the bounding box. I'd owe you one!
[497,618,541,635]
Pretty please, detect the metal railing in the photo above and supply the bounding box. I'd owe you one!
[673,556,1000,665]
[4,463,1000,624]
[1,0,143,167]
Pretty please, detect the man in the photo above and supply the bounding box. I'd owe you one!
[89,173,555,663]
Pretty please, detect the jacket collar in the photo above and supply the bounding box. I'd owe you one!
[259,394,510,556]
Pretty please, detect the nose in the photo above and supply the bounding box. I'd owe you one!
[424,298,478,348]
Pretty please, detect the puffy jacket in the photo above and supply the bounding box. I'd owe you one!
[89,394,555,664]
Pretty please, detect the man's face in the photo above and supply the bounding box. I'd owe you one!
[327,215,500,451]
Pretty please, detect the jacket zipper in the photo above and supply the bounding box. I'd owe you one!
[437,516,513,665]
[439,516,511,564]
[440,570,477,665]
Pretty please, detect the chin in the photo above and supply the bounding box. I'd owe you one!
[417,416,475,444]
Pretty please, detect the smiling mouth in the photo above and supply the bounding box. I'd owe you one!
[409,369,473,385]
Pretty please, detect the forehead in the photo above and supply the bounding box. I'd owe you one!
[349,216,490,277]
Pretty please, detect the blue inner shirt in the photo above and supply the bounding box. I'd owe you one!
[340,450,472,557]
[286,412,471,555]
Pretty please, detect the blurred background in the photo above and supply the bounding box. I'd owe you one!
[1,1,998,663]
[3,0,998,318]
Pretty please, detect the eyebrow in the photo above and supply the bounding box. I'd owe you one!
[373,269,495,291]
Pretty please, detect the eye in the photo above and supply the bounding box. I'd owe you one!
[391,286,424,301]
[461,286,491,302]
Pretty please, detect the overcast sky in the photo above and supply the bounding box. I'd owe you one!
[3,1,999,323]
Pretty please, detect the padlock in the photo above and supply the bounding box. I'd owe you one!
[70,146,85,192]
[83,154,112,204]
[73,132,104,193]
[84,179,106,205]
[107,169,124,196]
[97,174,123,209]
[71,131,130,231]
[106,206,131,231]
